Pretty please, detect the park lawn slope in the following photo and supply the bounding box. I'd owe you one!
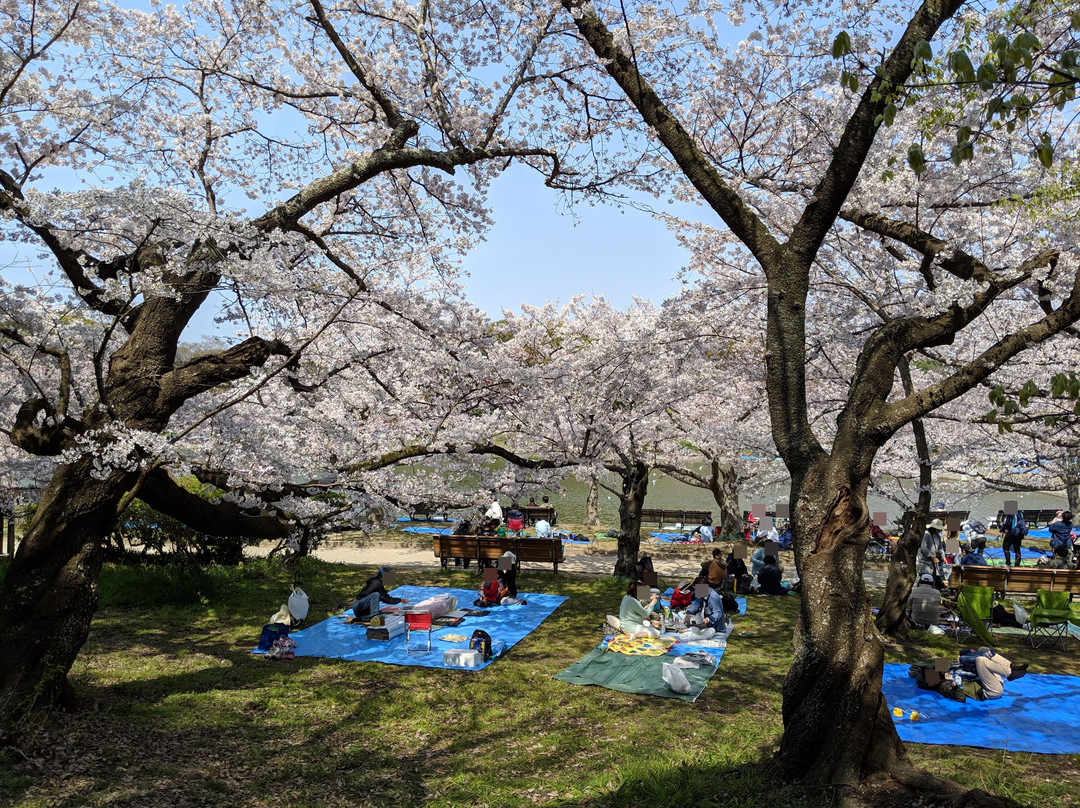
[0,557,1076,808]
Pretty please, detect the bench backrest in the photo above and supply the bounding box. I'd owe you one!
[433,535,564,563]
[949,565,1006,593]
[1006,567,1080,595]
[641,508,712,525]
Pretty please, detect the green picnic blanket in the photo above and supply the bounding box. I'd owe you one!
[554,641,722,702]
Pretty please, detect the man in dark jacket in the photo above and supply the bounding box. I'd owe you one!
[350,567,408,620]
[757,555,791,595]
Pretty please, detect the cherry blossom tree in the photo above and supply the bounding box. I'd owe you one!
[0,0,570,736]
[554,0,1080,799]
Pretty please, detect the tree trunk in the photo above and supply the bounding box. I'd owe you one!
[1066,478,1079,514]
[585,476,601,526]
[0,458,132,740]
[777,470,911,794]
[709,459,742,537]
[613,462,649,577]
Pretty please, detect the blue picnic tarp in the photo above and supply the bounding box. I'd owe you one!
[401,525,453,535]
[259,585,566,671]
[882,662,1080,754]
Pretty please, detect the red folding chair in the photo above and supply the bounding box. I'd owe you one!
[507,516,524,532]
[404,611,433,654]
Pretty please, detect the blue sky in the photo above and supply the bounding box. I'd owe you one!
[459,165,695,319]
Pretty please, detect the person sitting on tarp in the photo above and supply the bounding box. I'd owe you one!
[611,579,661,639]
[750,546,767,576]
[911,647,1027,702]
[475,571,501,607]
[957,538,988,566]
[907,573,942,628]
[1039,545,1072,569]
[757,555,793,595]
[690,516,714,543]
[705,547,724,588]
[686,572,728,629]
[349,568,408,621]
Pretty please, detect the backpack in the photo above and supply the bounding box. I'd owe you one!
[1014,511,1028,537]
[721,593,740,615]
[469,629,493,662]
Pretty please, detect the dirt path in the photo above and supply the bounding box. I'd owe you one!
[254,538,889,590]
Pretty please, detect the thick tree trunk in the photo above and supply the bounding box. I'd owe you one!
[0,458,132,740]
[709,459,742,537]
[777,465,911,794]
[1067,478,1079,514]
[585,476,601,527]
[613,462,649,577]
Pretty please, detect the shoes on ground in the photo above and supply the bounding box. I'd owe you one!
[1007,663,1029,681]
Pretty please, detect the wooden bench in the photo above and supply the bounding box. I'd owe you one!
[1007,508,1065,529]
[949,565,1080,600]
[518,505,556,526]
[640,508,712,527]
[433,535,565,572]
[408,504,453,522]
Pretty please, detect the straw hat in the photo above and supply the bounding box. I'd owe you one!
[926,518,945,531]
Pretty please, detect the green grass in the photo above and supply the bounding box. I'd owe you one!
[2,556,1079,807]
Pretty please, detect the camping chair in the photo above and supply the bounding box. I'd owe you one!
[404,611,433,654]
[950,585,995,646]
[1029,590,1072,651]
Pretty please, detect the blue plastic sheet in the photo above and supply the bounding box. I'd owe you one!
[261,585,567,671]
[882,662,1080,754]
[650,532,691,542]
[401,526,452,535]
[982,546,1043,562]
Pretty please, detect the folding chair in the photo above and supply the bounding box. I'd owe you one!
[1028,590,1072,651]
[951,585,995,646]
[404,611,433,654]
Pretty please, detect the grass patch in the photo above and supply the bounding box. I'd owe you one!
[3,557,1079,807]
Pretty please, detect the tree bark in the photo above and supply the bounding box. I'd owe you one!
[0,458,132,740]
[1066,478,1079,514]
[777,469,912,792]
[585,476,601,527]
[613,461,650,577]
[710,459,742,537]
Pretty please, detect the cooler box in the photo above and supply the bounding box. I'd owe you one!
[443,648,482,667]
[365,615,405,641]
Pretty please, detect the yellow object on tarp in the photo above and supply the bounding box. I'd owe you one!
[606,635,677,657]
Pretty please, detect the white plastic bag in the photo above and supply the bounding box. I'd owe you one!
[1013,602,1029,630]
[288,588,310,621]
[661,662,692,694]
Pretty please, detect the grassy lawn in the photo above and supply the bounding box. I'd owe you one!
[1,556,1079,808]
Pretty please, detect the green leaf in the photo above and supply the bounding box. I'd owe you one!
[1014,32,1041,52]
[976,62,997,91]
[911,40,933,67]
[907,143,927,175]
[948,50,976,82]
[882,102,896,126]
[832,31,853,59]
[1034,134,1054,169]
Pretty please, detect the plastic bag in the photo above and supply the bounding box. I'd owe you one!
[661,662,692,694]
[288,588,310,621]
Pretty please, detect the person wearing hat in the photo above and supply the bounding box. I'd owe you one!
[918,519,947,587]
[908,573,943,627]
[348,567,408,621]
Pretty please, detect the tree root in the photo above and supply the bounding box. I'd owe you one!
[866,761,1024,808]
